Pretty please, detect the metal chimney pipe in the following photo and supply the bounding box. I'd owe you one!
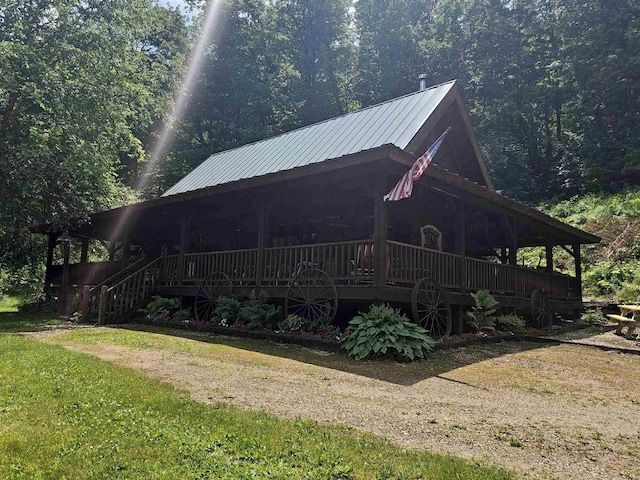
[419,74,428,91]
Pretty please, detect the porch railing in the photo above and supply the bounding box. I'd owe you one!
[387,241,461,288]
[388,240,575,298]
[158,248,259,286]
[262,240,374,284]
[93,239,579,324]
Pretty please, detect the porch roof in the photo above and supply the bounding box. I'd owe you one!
[73,144,598,245]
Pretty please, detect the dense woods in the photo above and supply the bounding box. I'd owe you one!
[1,0,639,296]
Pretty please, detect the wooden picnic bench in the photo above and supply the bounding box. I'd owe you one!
[606,304,640,338]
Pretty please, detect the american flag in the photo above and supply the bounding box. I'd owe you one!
[384,127,451,202]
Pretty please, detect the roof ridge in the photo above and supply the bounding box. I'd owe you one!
[203,80,458,157]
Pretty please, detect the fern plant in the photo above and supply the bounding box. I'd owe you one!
[213,296,241,325]
[340,304,435,361]
[240,297,284,330]
[465,290,498,332]
[496,313,525,333]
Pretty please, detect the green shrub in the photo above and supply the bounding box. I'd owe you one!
[142,296,180,322]
[340,304,435,361]
[173,309,192,322]
[496,314,525,333]
[580,309,607,327]
[617,283,640,304]
[240,297,284,330]
[582,261,640,297]
[277,313,339,337]
[279,314,306,333]
[465,290,498,332]
[213,296,241,325]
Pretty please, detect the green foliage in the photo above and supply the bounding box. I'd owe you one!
[582,261,640,298]
[340,304,435,361]
[0,0,188,291]
[240,297,284,330]
[580,309,608,327]
[542,189,640,300]
[277,313,339,337]
[465,291,498,332]
[496,314,525,334]
[213,296,242,325]
[142,296,181,322]
[617,284,640,305]
[0,334,514,479]
[280,314,307,333]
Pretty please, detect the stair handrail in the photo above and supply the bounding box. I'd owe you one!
[79,255,151,320]
[89,255,150,294]
[98,256,164,324]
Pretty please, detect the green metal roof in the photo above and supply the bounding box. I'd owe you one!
[163,81,457,197]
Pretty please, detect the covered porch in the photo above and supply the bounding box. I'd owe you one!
[43,145,597,333]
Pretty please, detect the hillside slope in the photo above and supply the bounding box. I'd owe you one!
[542,190,640,302]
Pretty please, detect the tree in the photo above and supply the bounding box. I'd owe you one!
[354,0,434,106]
[0,0,188,293]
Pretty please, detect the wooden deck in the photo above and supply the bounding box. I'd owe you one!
[68,239,582,326]
[155,239,579,299]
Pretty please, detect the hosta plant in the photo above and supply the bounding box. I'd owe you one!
[340,304,435,361]
[142,296,180,322]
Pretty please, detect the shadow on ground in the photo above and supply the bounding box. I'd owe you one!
[114,323,563,386]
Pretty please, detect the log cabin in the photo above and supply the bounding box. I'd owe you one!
[37,79,599,336]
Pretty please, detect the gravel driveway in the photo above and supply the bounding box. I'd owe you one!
[30,326,640,479]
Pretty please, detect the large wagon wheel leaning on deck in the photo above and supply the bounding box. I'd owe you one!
[285,268,338,325]
[194,272,232,322]
[412,277,452,337]
[530,289,550,329]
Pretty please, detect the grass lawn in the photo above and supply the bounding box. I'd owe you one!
[0,296,65,331]
[0,332,514,480]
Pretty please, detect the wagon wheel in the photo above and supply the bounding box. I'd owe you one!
[285,268,338,325]
[412,277,452,337]
[531,289,550,329]
[194,272,232,322]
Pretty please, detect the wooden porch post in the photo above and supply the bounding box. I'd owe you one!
[507,218,518,265]
[373,175,388,289]
[178,215,193,281]
[44,232,57,297]
[58,234,71,315]
[255,204,268,287]
[108,241,116,262]
[122,239,131,260]
[455,201,467,293]
[80,238,89,264]
[545,244,554,273]
[573,243,582,298]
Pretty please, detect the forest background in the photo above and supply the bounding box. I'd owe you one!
[1,0,639,302]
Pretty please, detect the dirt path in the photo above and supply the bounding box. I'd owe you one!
[27,327,640,479]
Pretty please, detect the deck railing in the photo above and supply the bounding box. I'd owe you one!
[159,249,259,286]
[387,241,461,288]
[262,240,374,284]
[93,240,578,321]
[388,240,575,297]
